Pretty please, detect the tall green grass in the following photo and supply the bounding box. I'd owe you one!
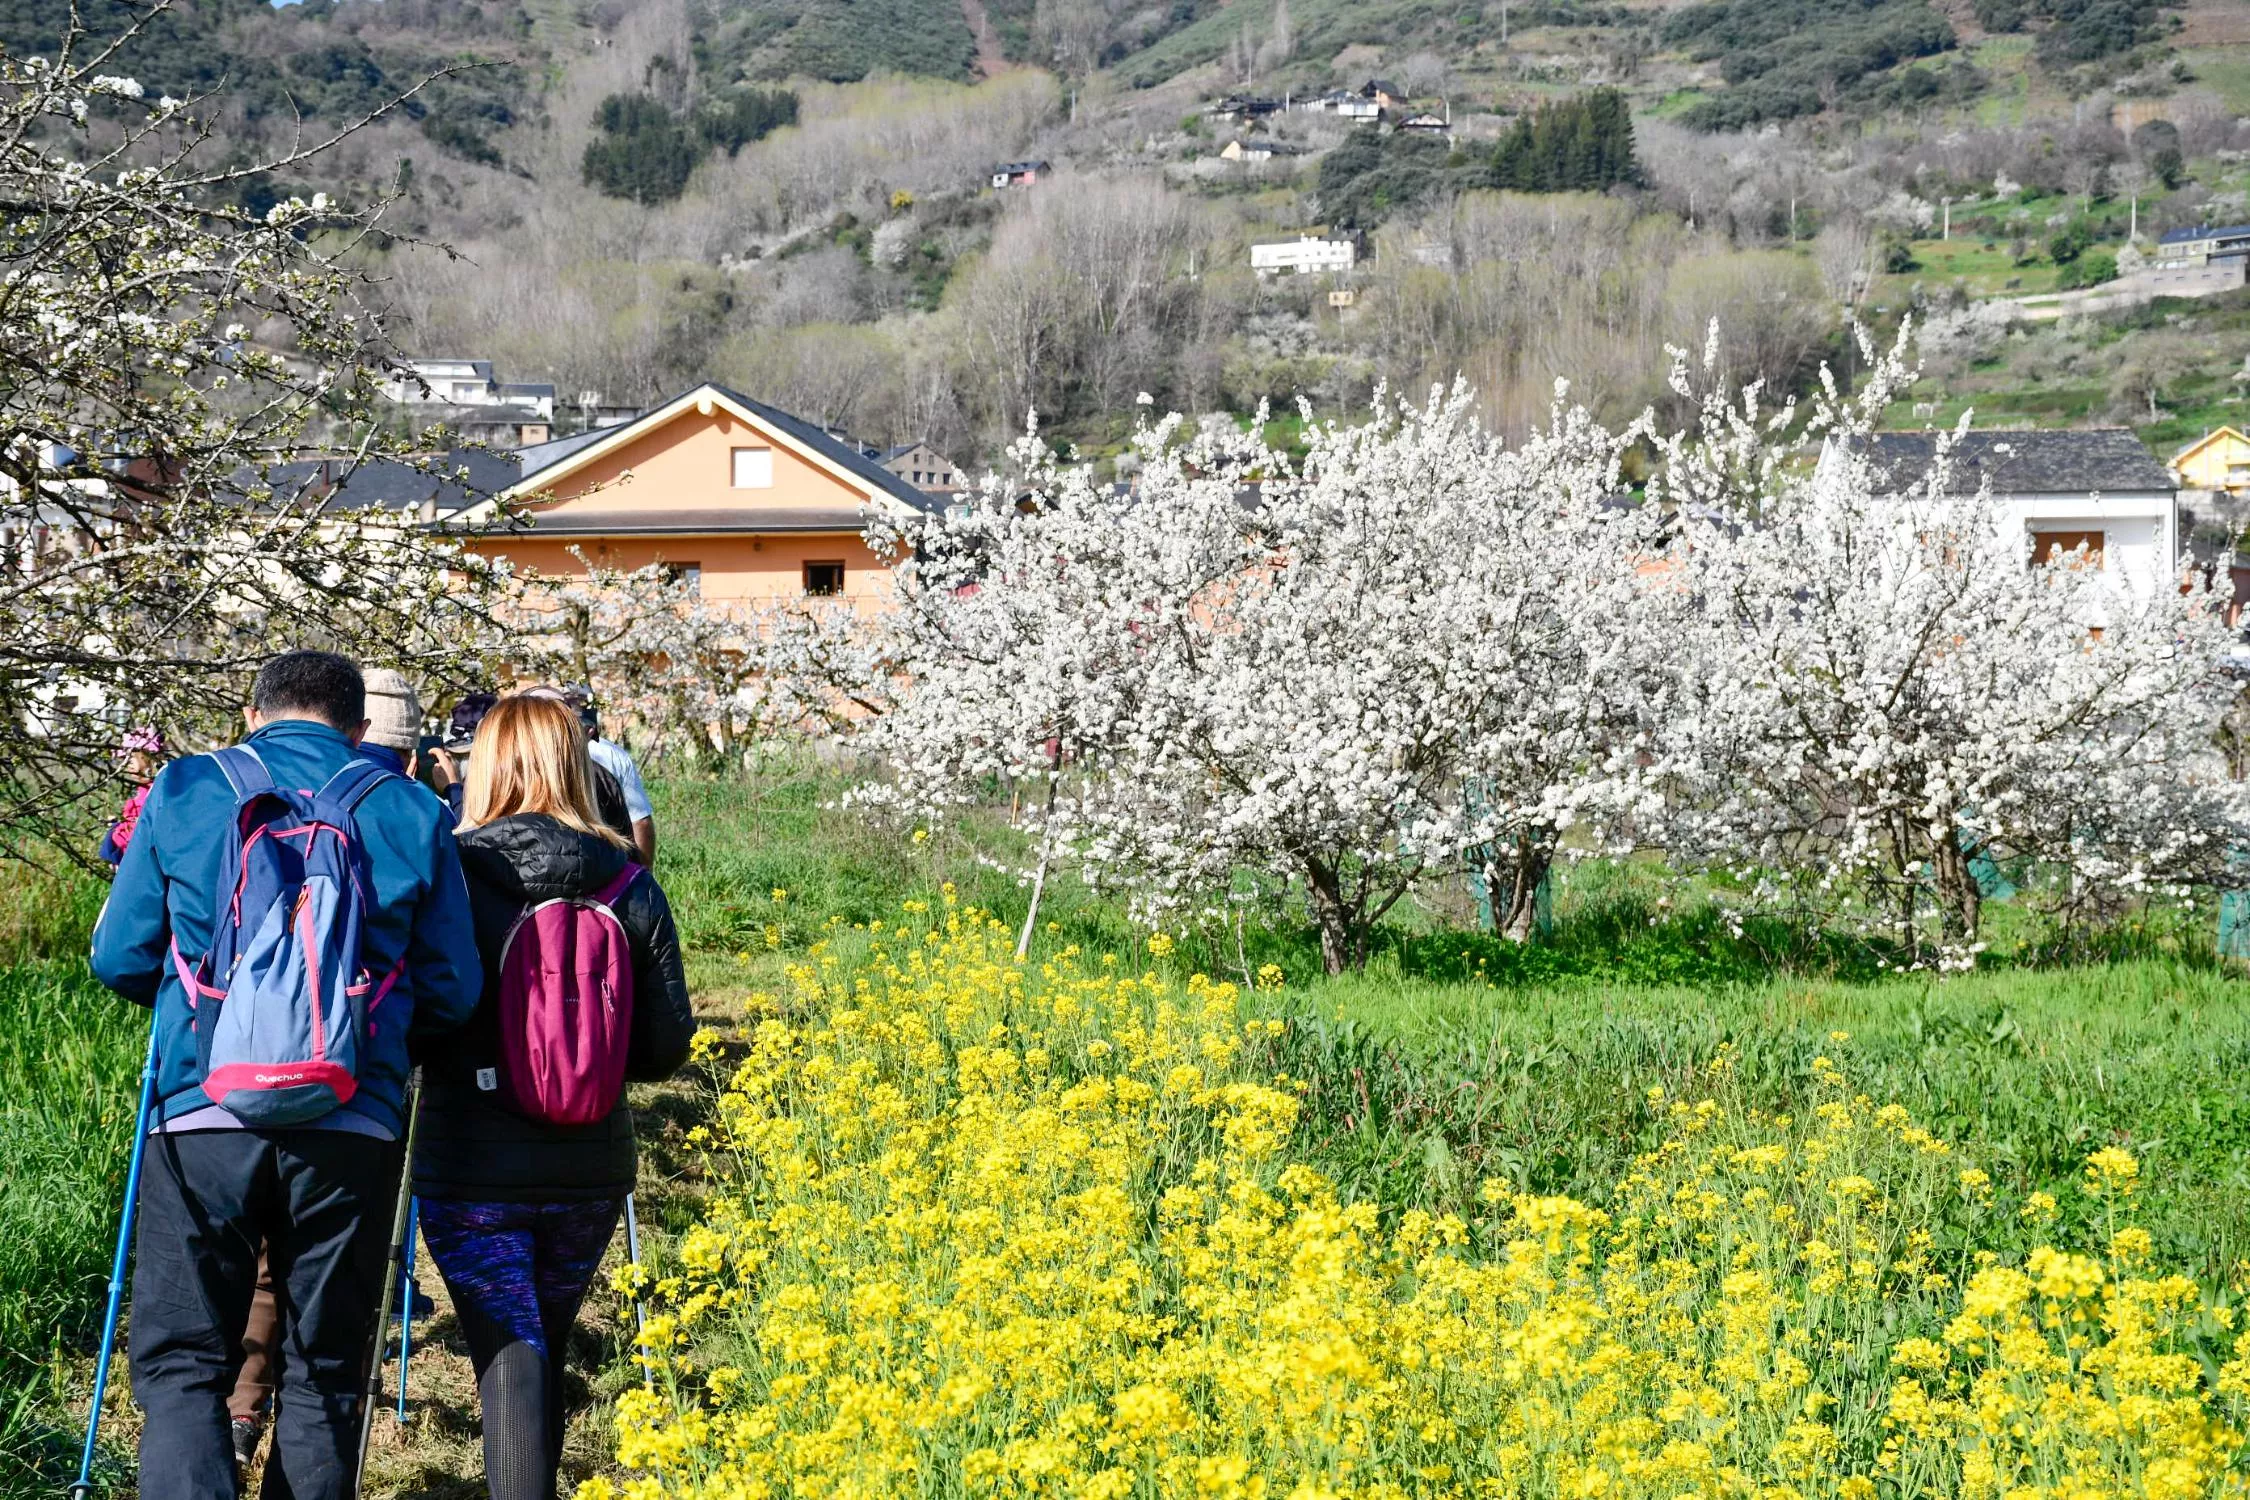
[1264,962,2250,1279]
[0,861,138,1494]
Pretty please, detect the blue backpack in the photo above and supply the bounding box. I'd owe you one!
[169,746,403,1126]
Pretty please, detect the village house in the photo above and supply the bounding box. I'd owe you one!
[989,159,1050,189]
[1299,89,1381,122]
[2153,223,2250,270]
[1207,95,1284,123]
[1219,138,1306,164]
[1250,234,1357,277]
[379,357,558,447]
[2173,427,2250,497]
[381,358,556,420]
[1359,78,1407,111]
[1398,110,1450,135]
[450,384,941,608]
[1835,429,2179,618]
[875,440,966,495]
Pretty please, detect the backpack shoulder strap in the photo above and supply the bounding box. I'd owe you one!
[210,745,273,801]
[314,758,394,815]
[591,863,642,910]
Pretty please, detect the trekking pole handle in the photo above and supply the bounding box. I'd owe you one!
[71,1015,161,1500]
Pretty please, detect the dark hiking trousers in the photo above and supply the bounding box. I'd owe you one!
[129,1130,400,1500]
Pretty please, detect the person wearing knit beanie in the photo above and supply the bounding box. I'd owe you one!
[360,668,423,777]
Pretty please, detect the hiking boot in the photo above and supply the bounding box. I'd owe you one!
[393,1277,437,1322]
[230,1416,263,1469]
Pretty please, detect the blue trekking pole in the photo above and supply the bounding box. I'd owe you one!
[394,1199,418,1423]
[71,1015,160,1500]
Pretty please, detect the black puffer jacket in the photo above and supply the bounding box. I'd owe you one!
[411,814,694,1203]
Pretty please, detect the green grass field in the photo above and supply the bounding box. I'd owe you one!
[8,768,2250,1496]
[0,865,141,1492]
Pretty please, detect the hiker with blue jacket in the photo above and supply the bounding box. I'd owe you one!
[410,691,692,1500]
[90,650,480,1500]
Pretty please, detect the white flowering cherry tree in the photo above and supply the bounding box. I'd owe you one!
[860,387,1677,972]
[0,17,497,850]
[1654,329,2248,951]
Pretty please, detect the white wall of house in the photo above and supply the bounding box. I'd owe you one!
[1250,237,1356,276]
[1998,492,2176,622]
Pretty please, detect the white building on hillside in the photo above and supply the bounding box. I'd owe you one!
[379,358,556,421]
[1250,235,1356,277]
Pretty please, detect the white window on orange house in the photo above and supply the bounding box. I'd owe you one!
[731,447,774,488]
[663,562,702,595]
[2032,529,2104,568]
[804,560,845,597]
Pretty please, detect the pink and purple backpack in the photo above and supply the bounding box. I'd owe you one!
[483,866,641,1125]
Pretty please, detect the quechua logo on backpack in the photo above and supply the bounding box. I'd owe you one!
[491,865,640,1126]
[175,746,401,1126]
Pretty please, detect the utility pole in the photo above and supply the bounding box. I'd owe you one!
[1942,196,1951,240]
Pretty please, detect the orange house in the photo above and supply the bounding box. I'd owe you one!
[457,384,944,611]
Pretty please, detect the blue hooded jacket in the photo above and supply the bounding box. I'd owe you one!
[90,719,481,1135]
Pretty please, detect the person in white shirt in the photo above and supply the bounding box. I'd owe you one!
[565,685,656,868]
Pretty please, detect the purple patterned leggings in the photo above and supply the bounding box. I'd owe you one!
[416,1197,624,1500]
[415,1197,624,1358]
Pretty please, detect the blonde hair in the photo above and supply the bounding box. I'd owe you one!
[458,694,631,848]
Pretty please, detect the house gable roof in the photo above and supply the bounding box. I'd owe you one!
[2158,223,2250,245]
[1857,429,2175,496]
[485,383,940,522]
[2173,426,2250,464]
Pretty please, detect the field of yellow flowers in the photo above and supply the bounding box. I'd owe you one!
[590,896,2250,1500]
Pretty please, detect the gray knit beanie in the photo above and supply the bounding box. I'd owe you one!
[362,669,422,754]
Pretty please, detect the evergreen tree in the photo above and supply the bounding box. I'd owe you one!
[1488,88,1637,194]
[582,92,701,204]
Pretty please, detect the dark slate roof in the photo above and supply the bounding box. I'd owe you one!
[499,382,557,400]
[512,384,942,514]
[993,159,1050,173]
[1362,78,1403,95]
[247,448,520,515]
[510,427,613,476]
[2158,223,2250,245]
[1858,429,2174,496]
[512,507,874,535]
[402,402,545,431]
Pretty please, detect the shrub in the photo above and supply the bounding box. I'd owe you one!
[1664,0,1956,129]
[2057,247,2119,289]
